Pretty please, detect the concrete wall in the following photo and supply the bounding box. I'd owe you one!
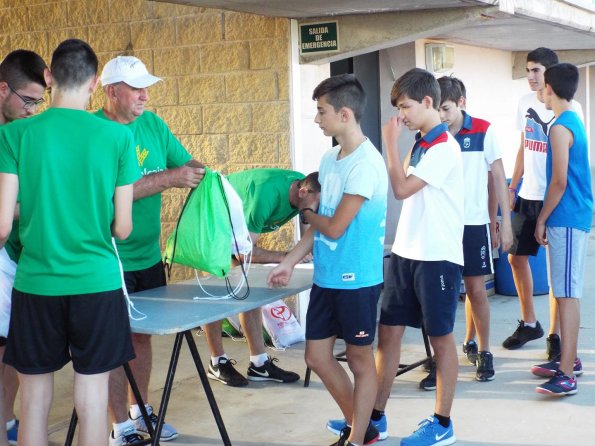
[0,0,294,281]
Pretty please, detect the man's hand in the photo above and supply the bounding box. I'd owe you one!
[169,165,205,189]
[267,263,293,288]
[508,189,517,211]
[489,221,499,250]
[534,221,547,246]
[499,223,513,252]
[382,116,404,148]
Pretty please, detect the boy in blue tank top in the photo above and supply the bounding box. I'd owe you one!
[532,63,593,396]
[268,74,388,446]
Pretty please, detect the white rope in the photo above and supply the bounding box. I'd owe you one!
[112,238,146,321]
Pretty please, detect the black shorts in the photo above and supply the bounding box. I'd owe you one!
[0,337,6,347]
[380,254,462,337]
[305,284,381,346]
[4,288,134,375]
[124,261,166,294]
[462,224,493,277]
[509,197,542,256]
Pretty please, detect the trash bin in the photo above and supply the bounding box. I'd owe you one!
[494,178,549,296]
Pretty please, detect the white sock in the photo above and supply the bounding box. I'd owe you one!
[5,418,15,430]
[211,354,228,366]
[524,321,537,328]
[129,403,153,419]
[250,353,268,367]
[113,419,134,436]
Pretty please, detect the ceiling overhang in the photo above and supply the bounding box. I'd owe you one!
[155,0,595,69]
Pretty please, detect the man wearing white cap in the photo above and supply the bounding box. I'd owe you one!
[96,55,205,446]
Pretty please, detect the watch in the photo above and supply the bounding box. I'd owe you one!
[299,207,315,225]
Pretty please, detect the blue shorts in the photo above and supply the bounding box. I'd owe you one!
[546,227,589,299]
[379,254,462,337]
[463,224,493,277]
[305,284,381,346]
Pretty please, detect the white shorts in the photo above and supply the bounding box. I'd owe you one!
[546,227,589,299]
[0,248,16,337]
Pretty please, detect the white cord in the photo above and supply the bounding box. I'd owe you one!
[112,238,146,321]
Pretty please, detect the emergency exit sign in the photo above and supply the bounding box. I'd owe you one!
[300,21,339,54]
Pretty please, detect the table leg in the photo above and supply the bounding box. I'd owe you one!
[184,330,232,446]
[124,362,154,438]
[151,331,184,446]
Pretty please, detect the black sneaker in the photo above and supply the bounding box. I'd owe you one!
[423,356,435,373]
[502,320,544,350]
[330,422,379,446]
[247,356,300,383]
[462,340,478,365]
[207,358,248,387]
[475,351,495,382]
[419,360,436,391]
[546,333,561,361]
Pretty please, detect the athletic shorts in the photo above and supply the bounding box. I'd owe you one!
[463,224,493,277]
[305,284,382,346]
[0,248,16,338]
[509,197,543,256]
[380,254,462,337]
[546,227,589,299]
[4,288,135,375]
[124,261,166,294]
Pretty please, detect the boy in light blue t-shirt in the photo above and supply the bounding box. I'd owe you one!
[268,74,388,446]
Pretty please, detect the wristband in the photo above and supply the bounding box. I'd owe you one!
[299,208,315,225]
[508,187,517,192]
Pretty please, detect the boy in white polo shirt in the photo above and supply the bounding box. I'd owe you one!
[375,68,463,446]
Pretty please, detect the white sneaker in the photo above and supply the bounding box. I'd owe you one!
[130,406,179,442]
[109,426,144,446]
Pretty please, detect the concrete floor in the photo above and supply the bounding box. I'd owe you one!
[45,236,595,446]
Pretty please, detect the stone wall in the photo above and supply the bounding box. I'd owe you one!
[0,0,295,281]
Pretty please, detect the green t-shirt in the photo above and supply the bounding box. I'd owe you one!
[94,110,191,272]
[0,108,140,295]
[226,168,304,233]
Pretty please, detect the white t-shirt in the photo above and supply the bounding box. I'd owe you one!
[517,93,584,200]
[392,124,464,265]
[456,112,502,225]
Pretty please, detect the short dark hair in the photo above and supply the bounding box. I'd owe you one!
[298,172,321,193]
[437,76,465,105]
[527,47,559,68]
[0,49,47,90]
[391,68,440,110]
[544,63,578,102]
[50,39,98,89]
[312,74,366,122]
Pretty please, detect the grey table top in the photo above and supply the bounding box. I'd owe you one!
[129,264,313,335]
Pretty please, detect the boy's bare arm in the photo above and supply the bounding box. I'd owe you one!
[267,227,314,287]
[0,173,18,246]
[509,134,525,209]
[535,126,571,245]
[383,117,427,200]
[112,183,134,240]
[303,193,364,240]
[490,159,513,251]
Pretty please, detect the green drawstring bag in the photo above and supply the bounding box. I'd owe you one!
[164,167,232,278]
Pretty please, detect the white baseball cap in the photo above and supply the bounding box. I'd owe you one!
[100,56,162,88]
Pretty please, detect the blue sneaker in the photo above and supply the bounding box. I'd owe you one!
[401,416,455,446]
[327,415,388,440]
[536,371,577,396]
[7,419,18,446]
